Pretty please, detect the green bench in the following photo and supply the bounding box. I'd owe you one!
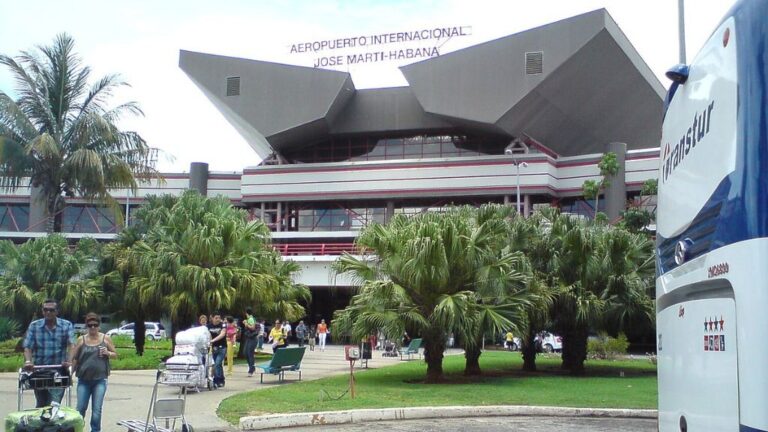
[400,338,423,360]
[256,347,306,383]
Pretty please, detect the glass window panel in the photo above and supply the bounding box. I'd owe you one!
[386,142,403,157]
[404,143,422,155]
[422,142,441,155]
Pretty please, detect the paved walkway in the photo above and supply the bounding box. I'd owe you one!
[0,345,406,431]
[1,346,657,431]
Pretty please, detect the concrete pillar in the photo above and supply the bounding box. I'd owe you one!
[28,185,48,232]
[604,142,627,221]
[276,202,282,232]
[524,195,531,218]
[385,201,395,224]
[503,195,510,206]
[189,162,209,196]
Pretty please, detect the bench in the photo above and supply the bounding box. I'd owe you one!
[256,346,306,383]
[400,338,423,360]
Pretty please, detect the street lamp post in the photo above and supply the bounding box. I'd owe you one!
[125,188,130,228]
[505,149,528,215]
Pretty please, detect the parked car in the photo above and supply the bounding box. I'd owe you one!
[73,323,87,336]
[106,322,166,340]
[535,331,562,353]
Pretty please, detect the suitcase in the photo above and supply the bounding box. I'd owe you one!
[4,405,84,432]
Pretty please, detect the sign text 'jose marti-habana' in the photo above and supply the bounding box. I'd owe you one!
[289,26,472,68]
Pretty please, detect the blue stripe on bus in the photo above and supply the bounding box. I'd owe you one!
[741,425,768,432]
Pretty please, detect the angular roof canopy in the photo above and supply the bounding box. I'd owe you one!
[179,8,664,158]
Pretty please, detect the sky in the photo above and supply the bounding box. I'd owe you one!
[0,0,734,173]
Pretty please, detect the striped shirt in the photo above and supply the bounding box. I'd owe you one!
[23,318,74,365]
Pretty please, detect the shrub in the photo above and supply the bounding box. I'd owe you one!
[641,179,658,196]
[0,317,21,342]
[0,337,22,356]
[588,333,629,360]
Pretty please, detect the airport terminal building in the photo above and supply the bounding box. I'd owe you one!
[0,9,664,319]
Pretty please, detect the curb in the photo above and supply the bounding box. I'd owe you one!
[239,405,658,430]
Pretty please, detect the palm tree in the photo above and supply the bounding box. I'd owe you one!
[0,33,158,232]
[334,206,531,382]
[126,191,307,342]
[547,211,654,375]
[505,211,556,372]
[99,225,149,354]
[460,205,530,376]
[0,235,103,324]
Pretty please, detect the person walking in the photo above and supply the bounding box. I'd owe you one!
[22,299,75,407]
[71,313,117,432]
[295,321,307,348]
[317,319,328,352]
[282,320,292,344]
[224,316,237,376]
[268,320,287,352]
[207,312,227,388]
[243,308,258,377]
[308,325,316,351]
[256,319,266,353]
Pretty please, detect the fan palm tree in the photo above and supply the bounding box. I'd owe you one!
[334,206,531,382]
[0,33,158,232]
[126,191,306,341]
[505,211,557,372]
[548,211,654,375]
[0,235,103,324]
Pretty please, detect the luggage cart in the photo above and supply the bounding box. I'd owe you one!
[118,368,193,432]
[160,344,214,392]
[17,364,73,410]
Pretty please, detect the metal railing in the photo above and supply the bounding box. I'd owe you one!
[273,243,358,256]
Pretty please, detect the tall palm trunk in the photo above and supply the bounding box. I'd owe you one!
[463,336,482,376]
[522,329,538,372]
[423,326,446,383]
[134,316,146,356]
[46,194,65,233]
[561,324,589,375]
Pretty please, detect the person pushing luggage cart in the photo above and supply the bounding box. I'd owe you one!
[21,299,75,408]
[5,298,85,431]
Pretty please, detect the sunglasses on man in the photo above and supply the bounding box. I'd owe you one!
[42,307,57,313]
[87,323,100,328]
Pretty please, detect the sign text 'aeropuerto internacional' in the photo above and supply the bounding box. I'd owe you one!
[289,26,472,68]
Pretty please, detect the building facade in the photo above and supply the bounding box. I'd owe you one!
[0,9,664,322]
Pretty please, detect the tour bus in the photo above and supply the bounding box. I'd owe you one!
[656,0,768,431]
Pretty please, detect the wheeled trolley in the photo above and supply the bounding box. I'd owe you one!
[17,365,73,410]
[5,364,84,432]
[118,369,193,432]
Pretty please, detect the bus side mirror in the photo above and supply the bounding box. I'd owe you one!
[663,64,690,119]
[666,64,690,84]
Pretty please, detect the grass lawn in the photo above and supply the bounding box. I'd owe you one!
[218,351,657,424]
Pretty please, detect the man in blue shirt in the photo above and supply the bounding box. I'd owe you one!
[23,299,75,407]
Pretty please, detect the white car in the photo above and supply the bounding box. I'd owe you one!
[106,322,166,340]
[536,331,563,353]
